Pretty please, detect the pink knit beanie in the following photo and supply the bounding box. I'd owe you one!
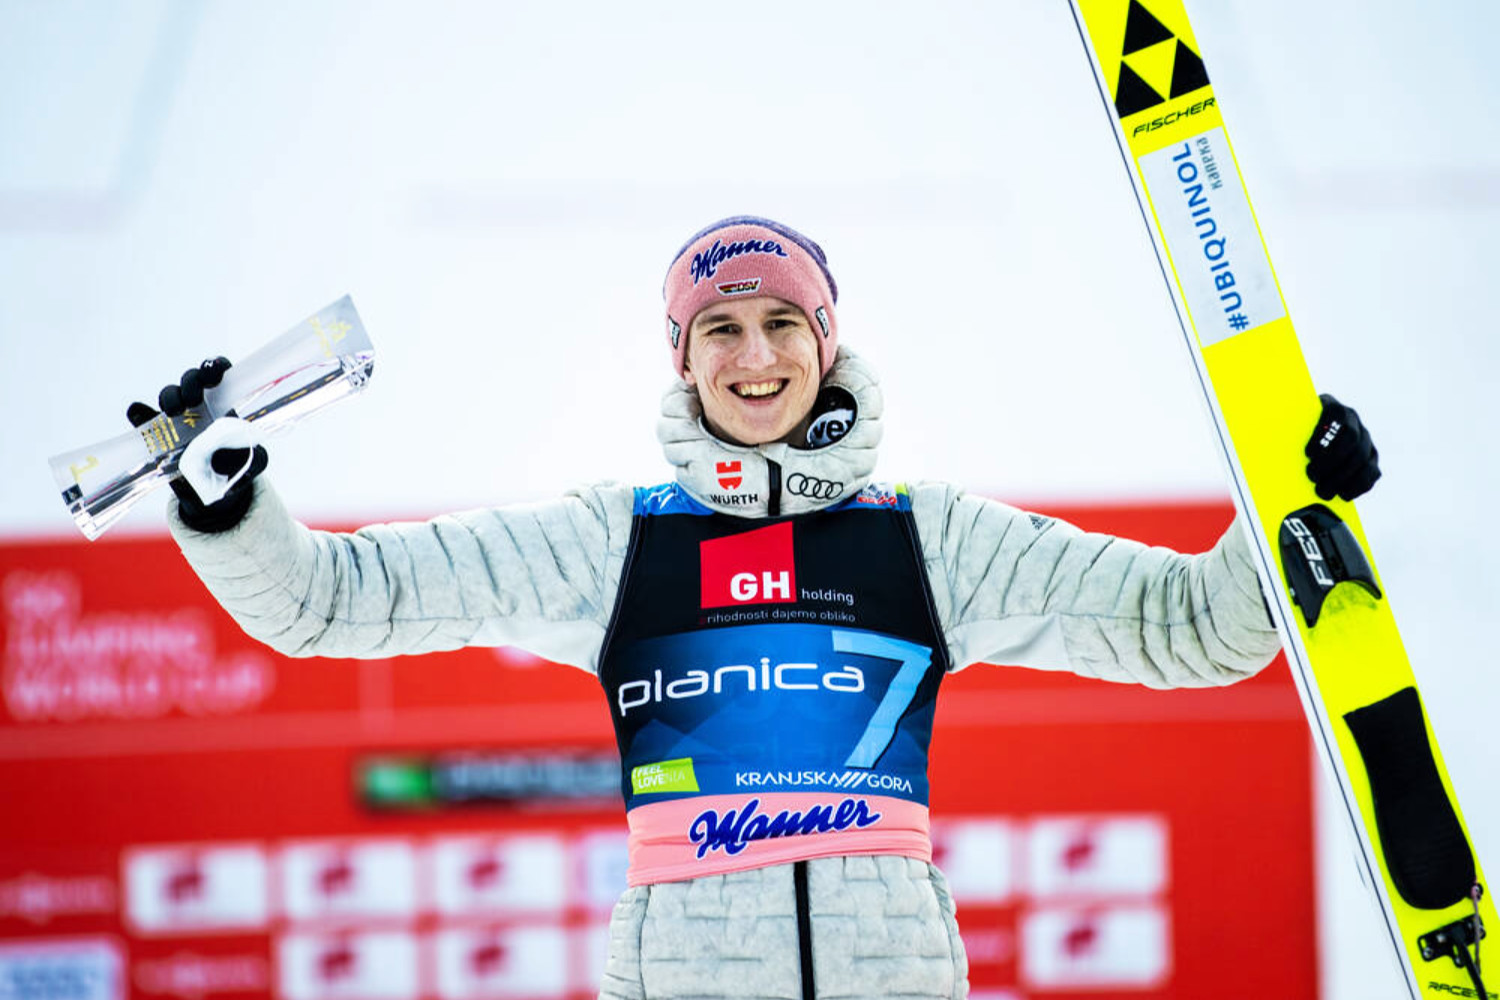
[662,216,839,378]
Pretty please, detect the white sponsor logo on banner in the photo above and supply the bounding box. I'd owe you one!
[1026,815,1167,898]
[279,842,417,923]
[1020,904,1170,988]
[124,846,268,934]
[0,937,123,1000]
[1,572,272,722]
[277,932,418,1000]
[430,836,566,915]
[431,926,568,999]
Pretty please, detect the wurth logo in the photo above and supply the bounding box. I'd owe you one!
[700,522,796,608]
[716,461,743,490]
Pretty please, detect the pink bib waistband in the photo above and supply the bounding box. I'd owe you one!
[624,792,931,886]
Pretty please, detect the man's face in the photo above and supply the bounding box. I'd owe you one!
[684,296,822,447]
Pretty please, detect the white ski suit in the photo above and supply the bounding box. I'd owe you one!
[169,350,1282,998]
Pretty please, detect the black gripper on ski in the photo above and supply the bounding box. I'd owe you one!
[1279,504,1381,626]
[1345,688,1477,910]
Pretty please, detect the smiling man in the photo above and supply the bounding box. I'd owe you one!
[149,216,1380,999]
[683,298,821,446]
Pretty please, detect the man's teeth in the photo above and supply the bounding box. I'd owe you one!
[734,380,784,398]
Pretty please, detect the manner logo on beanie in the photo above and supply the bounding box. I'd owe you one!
[690,238,788,285]
[663,216,839,379]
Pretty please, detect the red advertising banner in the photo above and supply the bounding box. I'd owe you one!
[0,501,1315,1000]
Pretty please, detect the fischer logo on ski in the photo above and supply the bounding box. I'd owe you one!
[1111,0,1210,118]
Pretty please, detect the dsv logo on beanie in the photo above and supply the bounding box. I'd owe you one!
[700,523,796,609]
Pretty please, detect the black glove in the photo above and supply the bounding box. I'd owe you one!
[127,357,268,533]
[1304,393,1380,502]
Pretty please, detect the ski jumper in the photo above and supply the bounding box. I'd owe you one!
[168,349,1283,998]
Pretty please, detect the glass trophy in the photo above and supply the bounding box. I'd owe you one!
[48,295,375,540]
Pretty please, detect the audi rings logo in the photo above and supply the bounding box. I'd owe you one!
[785,473,843,500]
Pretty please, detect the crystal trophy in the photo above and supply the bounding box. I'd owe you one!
[48,295,375,540]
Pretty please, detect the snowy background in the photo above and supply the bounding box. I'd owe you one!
[1,1,1496,997]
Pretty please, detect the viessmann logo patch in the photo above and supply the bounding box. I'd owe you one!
[699,522,796,608]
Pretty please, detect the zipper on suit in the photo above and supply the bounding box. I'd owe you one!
[767,458,782,517]
[795,859,815,999]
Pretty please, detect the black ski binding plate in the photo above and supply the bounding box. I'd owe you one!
[1419,914,1485,965]
[1279,504,1382,626]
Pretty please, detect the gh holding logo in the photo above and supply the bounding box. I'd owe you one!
[700,522,797,608]
[731,572,790,602]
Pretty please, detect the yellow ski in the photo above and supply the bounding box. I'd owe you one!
[1069,2,1493,997]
